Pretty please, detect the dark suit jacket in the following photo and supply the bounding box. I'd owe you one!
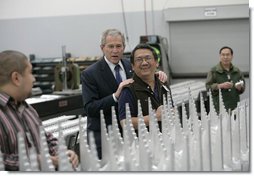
[81,57,132,157]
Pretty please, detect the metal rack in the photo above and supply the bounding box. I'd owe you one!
[30,56,98,94]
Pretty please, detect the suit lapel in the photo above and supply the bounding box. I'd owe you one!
[122,59,133,79]
[99,59,119,88]
[99,58,133,89]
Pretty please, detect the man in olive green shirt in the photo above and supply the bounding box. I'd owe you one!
[206,46,245,113]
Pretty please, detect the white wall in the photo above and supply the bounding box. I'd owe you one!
[0,0,248,19]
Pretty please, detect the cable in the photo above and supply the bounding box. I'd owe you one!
[151,0,155,34]
[121,0,131,50]
[144,0,148,35]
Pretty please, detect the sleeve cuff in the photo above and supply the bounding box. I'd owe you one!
[113,93,118,102]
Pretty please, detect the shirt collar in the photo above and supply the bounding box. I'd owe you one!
[132,73,169,92]
[104,56,124,71]
[0,92,11,107]
[217,62,237,73]
[0,91,28,108]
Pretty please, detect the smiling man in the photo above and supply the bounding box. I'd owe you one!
[118,43,171,132]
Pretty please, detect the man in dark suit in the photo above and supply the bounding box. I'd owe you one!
[81,29,167,159]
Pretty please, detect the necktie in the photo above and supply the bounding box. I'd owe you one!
[114,64,122,84]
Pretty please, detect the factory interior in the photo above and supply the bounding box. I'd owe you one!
[0,0,251,172]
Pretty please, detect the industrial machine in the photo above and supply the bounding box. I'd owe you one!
[26,94,84,121]
[30,55,98,94]
[54,63,80,91]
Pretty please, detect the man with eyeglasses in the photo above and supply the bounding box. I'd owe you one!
[118,43,172,133]
[81,29,168,159]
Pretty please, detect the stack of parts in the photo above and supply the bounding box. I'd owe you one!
[17,88,249,171]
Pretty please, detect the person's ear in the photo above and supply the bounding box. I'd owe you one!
[100,44,104,51]
[11,71,21,86]
[131,64,135,71]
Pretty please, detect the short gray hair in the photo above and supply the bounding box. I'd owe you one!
[100,29,125,47]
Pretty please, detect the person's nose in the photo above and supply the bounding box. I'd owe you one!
[113,46,121,53]
[33,75,36,82]
[141,59,149,65]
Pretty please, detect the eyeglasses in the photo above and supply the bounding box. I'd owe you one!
[134,55,154,64]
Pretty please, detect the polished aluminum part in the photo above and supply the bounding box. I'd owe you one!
[39,126,56,171]
[18,132,32,171]
[15,81,249,171]
[57,123,75,171]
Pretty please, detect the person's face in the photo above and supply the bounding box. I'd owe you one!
[101,35,125,64]
[220,48,233,67]
[19,62,36,100]
[132,49,158,79]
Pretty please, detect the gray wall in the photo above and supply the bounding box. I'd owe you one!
[0,4,249,76]
[167,19,249,76]
[164,4,249,77]
[0,11,167,58]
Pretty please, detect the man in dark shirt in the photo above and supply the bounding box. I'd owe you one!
[206,46,245,113]
[118,43,171,131]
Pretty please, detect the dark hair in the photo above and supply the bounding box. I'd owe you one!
[219,46,233,55]
[130,43,158,64]
[0,50,28,85]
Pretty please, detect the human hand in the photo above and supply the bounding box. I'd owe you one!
[50,150,79,170]
[67,150,79,169]
[114,78,134,98]
[50,155,59,168]
[156,105,163,121]
[155,71,167,83]
[218,81,233,89]
[235,80,244,91]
